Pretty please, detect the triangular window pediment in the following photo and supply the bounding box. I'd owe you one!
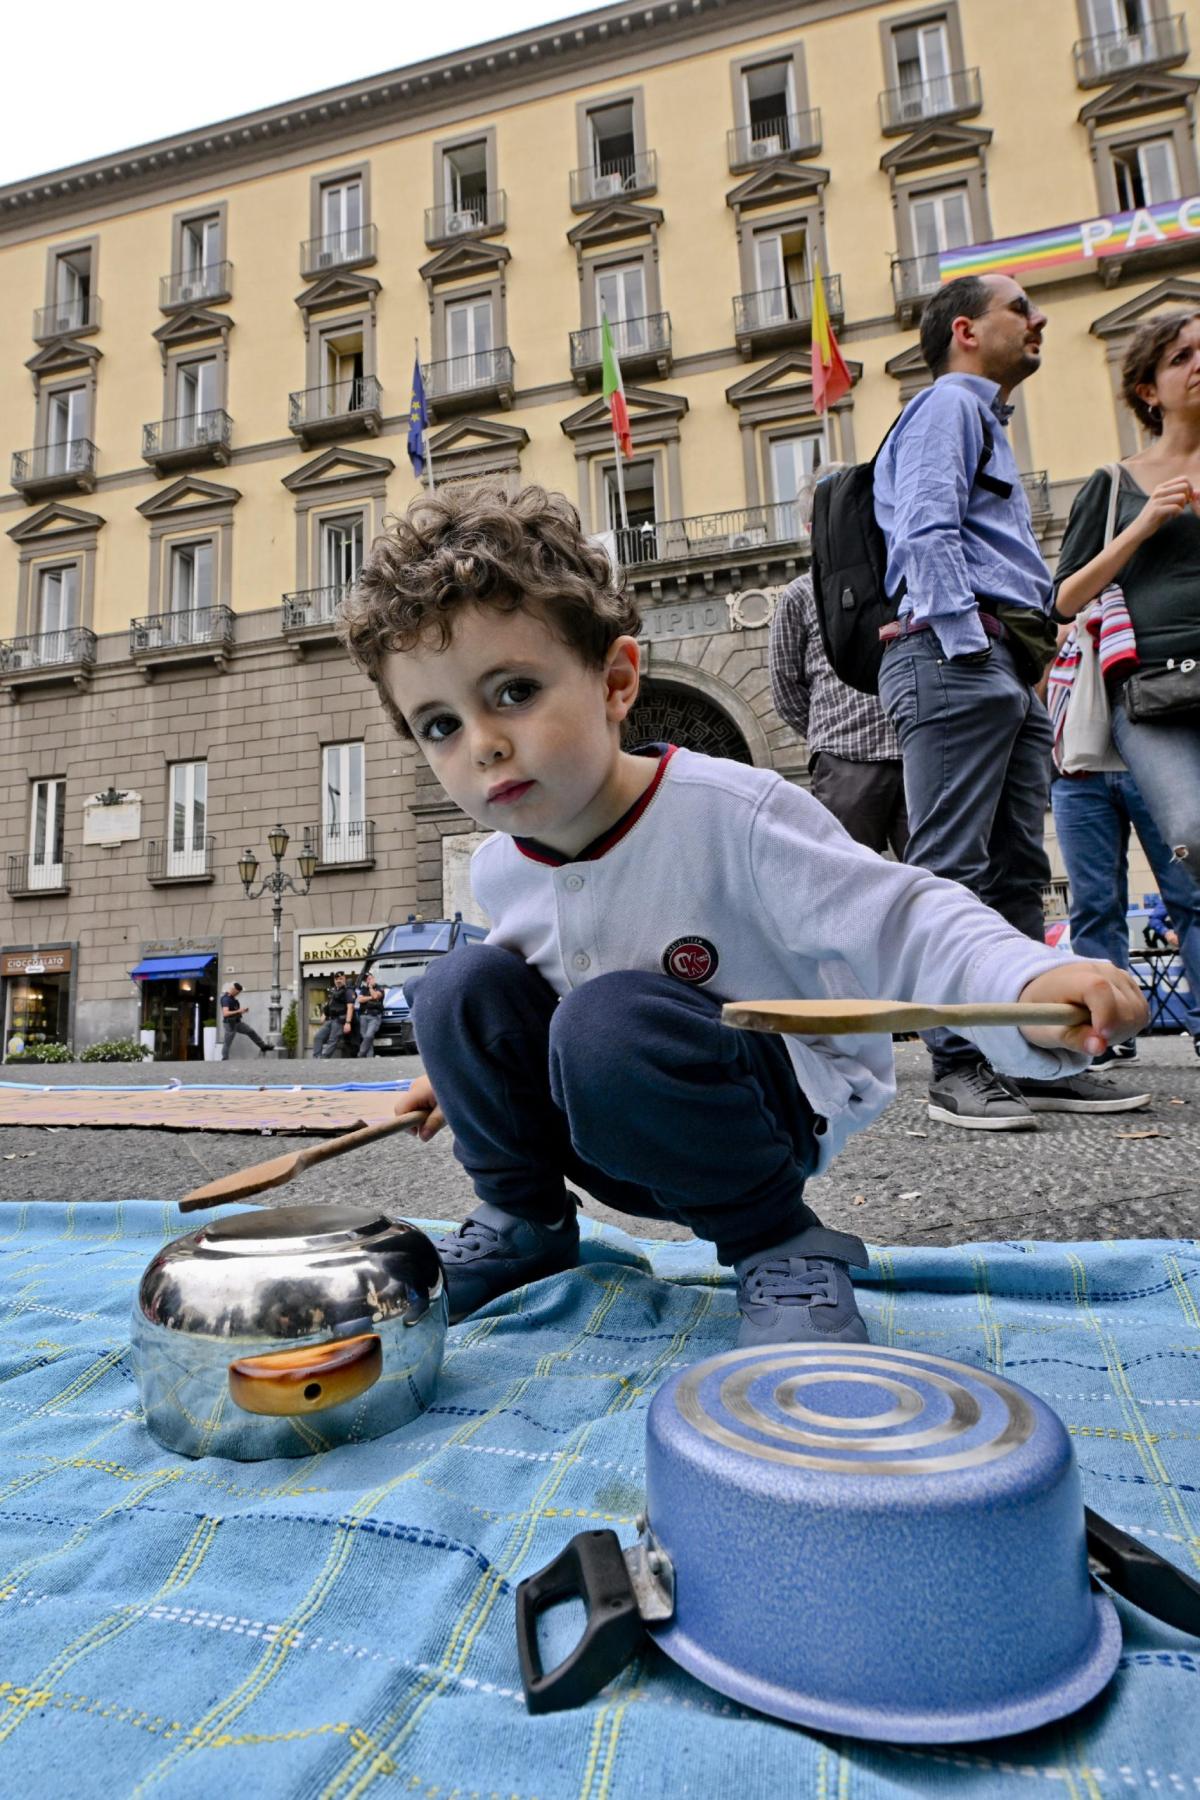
[560,384,688,439]
[880,123,992,174]
[151,306,233,346]
[1079,71,1198,126]
[293,271,382,316]
[726,350,860,407]
[725,163,829,212]
[1091,276,1200,338]
[7,502,105,542]
[566,201,664,248]
[884,342,931,379]
[427,417,529,454]
[25,338,102,375]
[137,475,242,518]
[282,447,395,492]
[419,239,511,284]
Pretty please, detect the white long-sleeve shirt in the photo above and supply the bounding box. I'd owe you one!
[470,746,1086,1171]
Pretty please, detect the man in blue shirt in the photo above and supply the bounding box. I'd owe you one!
[875,273,1147,1128]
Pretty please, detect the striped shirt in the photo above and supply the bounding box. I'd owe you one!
[769,574,900,763]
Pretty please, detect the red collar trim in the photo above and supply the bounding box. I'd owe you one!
[514,744,677,866]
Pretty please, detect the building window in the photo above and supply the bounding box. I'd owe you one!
[1085,0,1148,41]
[588,100,638,191]
[50,247,93,333]
[445,296,494,388]
[36,564,79,650]
[604,458,659,560]
[768,432,825,535]
[443,140,489,221]
[319,327,366,412]
[319,515,364,591]
[178,215,223,299]
[753,225,811,321]
[45,386,89,466]
[909,186,973,284]
[168,762,208,879]
[29,779,66,890]
[742,58,796,148]
[595,262,648,347]
[321,741,366,863]
[174,357,221,439]
[893,17,953,114]
[318,177,365,264]
[1112,135,1180,208]
[169,540,214,633]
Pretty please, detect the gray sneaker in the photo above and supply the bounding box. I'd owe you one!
[436,1198,580,1324]
[927,1062,1038,1131]
[1006,1071,1152,1113]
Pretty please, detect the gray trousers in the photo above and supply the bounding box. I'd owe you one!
[810,752,908,858]
[877,632,1053,1077]
[220,1017,268,1059]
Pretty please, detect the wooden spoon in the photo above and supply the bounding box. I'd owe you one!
[721,999,1090,1036]
[179,1110,430,1212]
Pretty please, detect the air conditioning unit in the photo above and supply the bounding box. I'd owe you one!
[446,210,480,235]
[899,95,927,122]
[132,625,160,652]
[2,647,30,672]
[730,528,768,551]
[54,314,74,332]
[1102,39,1139,70]
[592,172,626,200]
[749,136,783,162]
[178,284,197,303]
[318,251,334,268]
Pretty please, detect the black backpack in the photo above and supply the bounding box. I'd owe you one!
[810,411,1000,696]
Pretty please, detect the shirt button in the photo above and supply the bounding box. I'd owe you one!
[564,874,584,891]
[572,951,591,971]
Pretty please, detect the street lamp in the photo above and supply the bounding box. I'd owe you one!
[238,824,316,1045]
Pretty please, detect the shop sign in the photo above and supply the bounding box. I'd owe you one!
[299,930,379,967]
[1,949,72,977]
[141,937,218,956]
[940,194,1200,284]
[83,791,142,846]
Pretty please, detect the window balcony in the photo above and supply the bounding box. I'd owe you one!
[879,67,982,134]
[33,295,101,341]
[299,222,378,279]
[11,438,97,499]
[569,150,658,210]
[147,835,216,884]
[422,347,515,419]
[612,501,804,569]
[142,408,233,473]
[281,583,348,653]
[424,192,506,246]
[129,605,234,678]
[301,819,376,871]
[1022,471,1051,521]
[890,252,943,325]
[288,375,383,447]
[159,261,233,311]
[569,313,672,389]
[7,852,71,899]
[1074,13,1187,85]
[0,627,97,698]
[733,275,843,358]
[727,109,823,173]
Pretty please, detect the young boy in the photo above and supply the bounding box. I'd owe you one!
[341,483,1146,1347]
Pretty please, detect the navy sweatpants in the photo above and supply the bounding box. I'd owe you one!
[410,943,843,1266]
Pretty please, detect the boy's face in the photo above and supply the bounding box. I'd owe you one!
[381,604,641,855]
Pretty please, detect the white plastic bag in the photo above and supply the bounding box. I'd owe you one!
[1060,604,1124,773]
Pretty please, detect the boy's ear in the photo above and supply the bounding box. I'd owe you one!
[603,635,641,722]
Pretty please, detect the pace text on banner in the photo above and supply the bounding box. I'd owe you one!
[940,194,1200,284]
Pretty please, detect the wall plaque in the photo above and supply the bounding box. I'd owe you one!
[640,600,727,642]
[83,792,142,846]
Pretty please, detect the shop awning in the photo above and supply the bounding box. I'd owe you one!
[129,955,217,981]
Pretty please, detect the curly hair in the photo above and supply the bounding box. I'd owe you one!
[339,481,641,738]
[1120,309,1200,435]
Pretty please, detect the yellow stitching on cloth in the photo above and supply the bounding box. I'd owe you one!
[0,1461,181,1603]
[1165,1253,1200,1329]
[0,1677,184,1741]
[971,1255,1004,1371]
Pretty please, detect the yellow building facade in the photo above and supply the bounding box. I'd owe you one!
[1,0,1197,1055]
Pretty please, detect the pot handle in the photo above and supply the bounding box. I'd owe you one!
[228,1332,382,1416]
[1086,1506,1200,1635]
[516,1529,645,1714]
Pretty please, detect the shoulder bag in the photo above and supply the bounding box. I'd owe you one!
[1058,466,1125,774]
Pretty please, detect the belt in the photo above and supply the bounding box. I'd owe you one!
[879,612,1006,645]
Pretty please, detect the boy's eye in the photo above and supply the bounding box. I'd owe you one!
[498,679,539,707]
[419,713,459,743]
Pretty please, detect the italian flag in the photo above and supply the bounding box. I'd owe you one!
[810,257,852,415]
[601,315,633,458]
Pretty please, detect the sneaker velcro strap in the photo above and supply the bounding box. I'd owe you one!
[780,1227,869,1269]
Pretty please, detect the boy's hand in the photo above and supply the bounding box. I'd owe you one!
[396,1073,444,1142]
[1018,961,1147,1056]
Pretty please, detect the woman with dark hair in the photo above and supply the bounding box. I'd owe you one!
[1053,308,1200,873]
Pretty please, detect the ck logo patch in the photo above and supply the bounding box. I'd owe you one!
[662,936,719,985]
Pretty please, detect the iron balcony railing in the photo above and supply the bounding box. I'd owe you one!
[614,501,804,568]
[300,222,378,275]
[0,627,97,673]
[570,312,671,371]
[129,606,234,655]
[159,261,233,309]
[303,819,376,866]
[424,191,506,241]
[33,294,101,338]
[734,275,843,335]
[282,584,349,631]
[142,409,233,460]
[1074,12,1187,83]
[289,375,383,431]
[11,438,97,490]
[1022,471,1051,520]
[891,253,944,307]
[569,149,658,208]
[7,852,71,897]
[147,834,216,882]
[727,109,822,169]
[879,66,981,132]
[422,346,514,401]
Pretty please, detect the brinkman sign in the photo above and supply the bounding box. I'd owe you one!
[940,195,1200,284]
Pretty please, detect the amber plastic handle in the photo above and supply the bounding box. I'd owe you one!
[228,1332,382,1416]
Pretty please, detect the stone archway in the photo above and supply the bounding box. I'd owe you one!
[623,678,753,763]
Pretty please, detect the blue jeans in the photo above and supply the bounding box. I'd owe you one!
[878,633,1053,1077]
[1051,770,1200,1035]
[410,944,866,1267]
[1110,696,1200,874]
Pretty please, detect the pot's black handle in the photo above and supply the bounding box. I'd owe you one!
[516,1529,645,1714]
[1086,1506,1200,1636]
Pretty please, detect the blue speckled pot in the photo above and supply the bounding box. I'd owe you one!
[644,1343,1122,1743]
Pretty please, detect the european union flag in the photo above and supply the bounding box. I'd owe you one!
[407,356,429,478]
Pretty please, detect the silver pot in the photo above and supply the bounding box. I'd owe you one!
[132,1203,447,1460]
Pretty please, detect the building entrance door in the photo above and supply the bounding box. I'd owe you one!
[139,975,216,1060]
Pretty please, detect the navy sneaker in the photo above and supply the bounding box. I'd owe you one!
[1092,1040,1139,1068]
[436,1198,580,1324]
[735,1229,869,1349]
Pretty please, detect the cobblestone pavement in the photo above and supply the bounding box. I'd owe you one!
[1,1038,1196,1242]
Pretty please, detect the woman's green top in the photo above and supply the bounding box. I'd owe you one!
[1053,464,1200,671]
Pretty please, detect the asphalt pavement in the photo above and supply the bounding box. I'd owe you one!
[1,1038,1196,1242]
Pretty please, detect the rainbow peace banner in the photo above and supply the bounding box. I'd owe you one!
[939,194,1200,283]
